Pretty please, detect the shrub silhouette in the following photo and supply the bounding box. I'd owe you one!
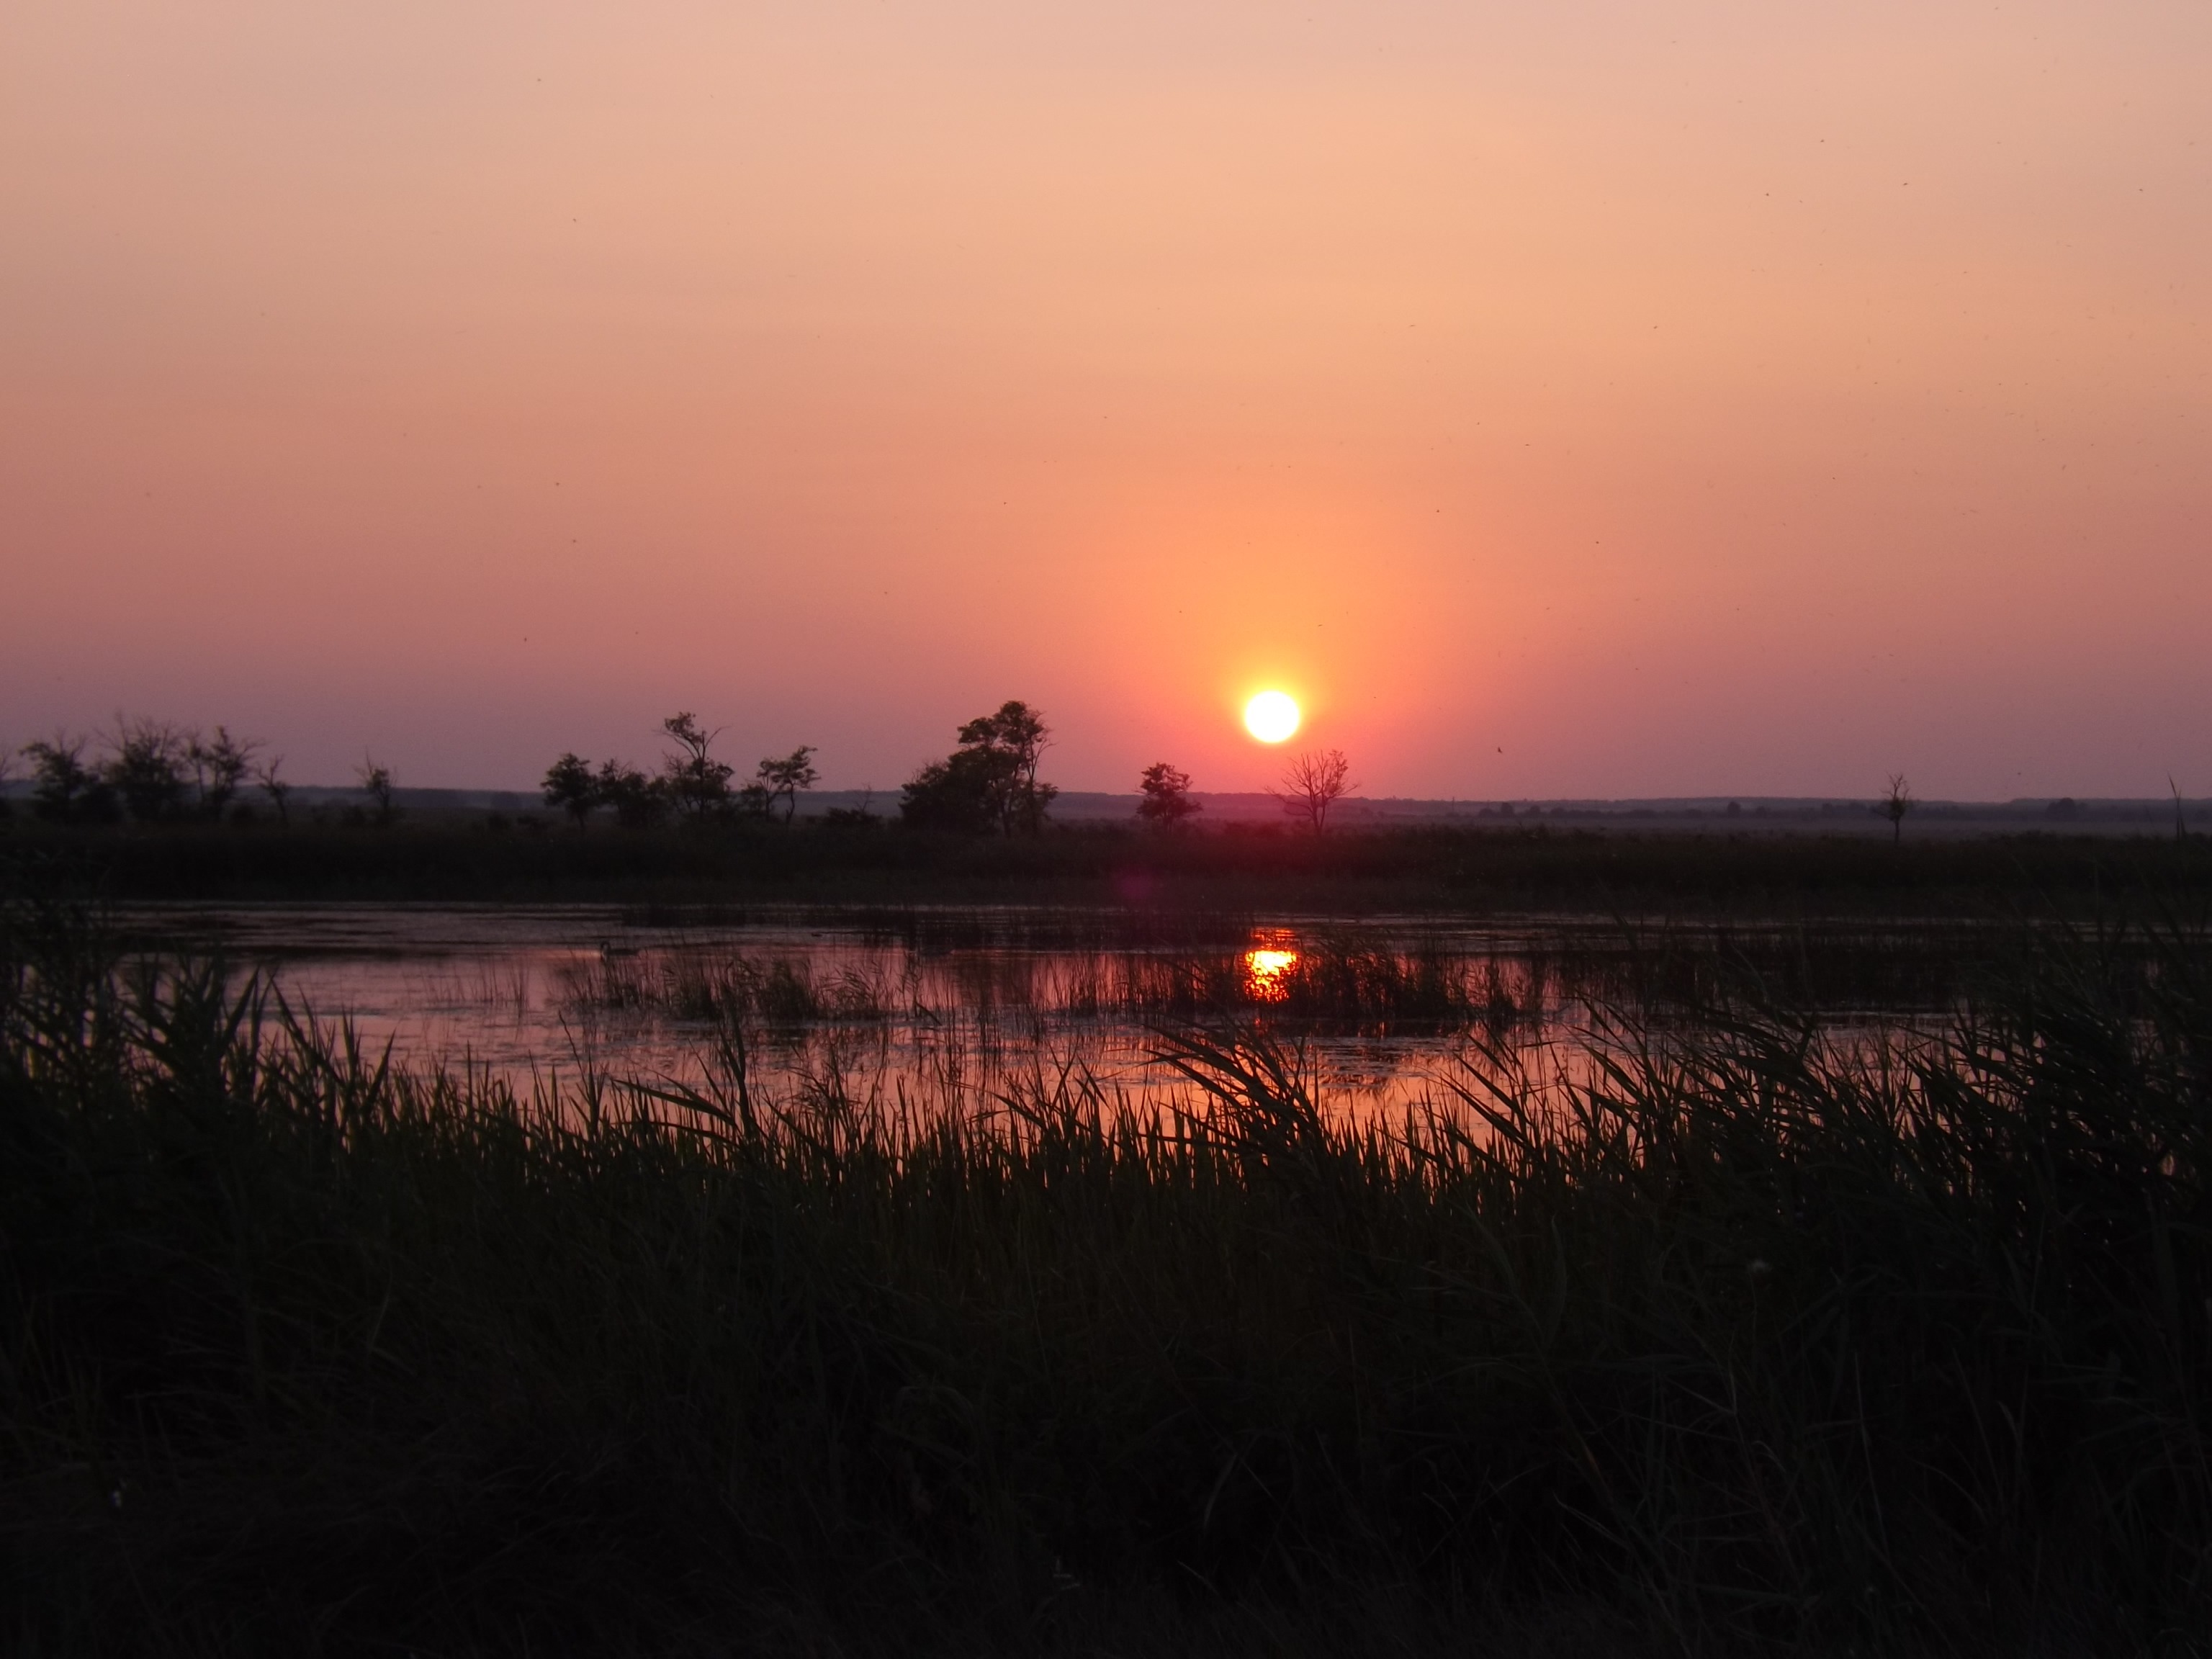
[104,719,189,822]
[22,735,115,824]
[186,727,258,819]
[595,760,668,829]
[1136,761,1200,830]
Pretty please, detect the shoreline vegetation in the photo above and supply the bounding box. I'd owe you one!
[4,814,2210,917]
[8,709,2211,1653]
[6,703,2204,919]
[4,899,2208,1654]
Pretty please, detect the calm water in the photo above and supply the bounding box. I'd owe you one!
[122,904,1976,1118]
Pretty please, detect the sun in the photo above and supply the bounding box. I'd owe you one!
[1244,690,1300,743]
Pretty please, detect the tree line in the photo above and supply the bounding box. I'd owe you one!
[541,714,820,830]
[4,722,439,830]
[538,700,1354,837]
[5,721,300,826]
[5,701,1362,836]
[541,701,1061,834]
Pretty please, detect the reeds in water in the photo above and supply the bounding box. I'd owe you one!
[557,934,1490,1036]
[560,944,896,1025]
[4,900,2208,1655]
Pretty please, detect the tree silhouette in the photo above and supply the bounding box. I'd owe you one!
[542,752,598,828]
[660,713,734,821]
[1880,773,1914,845]
[756,746,819,824]
[900,747,1014,834]
[904,702,1056,835]
[187,727,258,819]
[1275,748,1356,836]
[22,736,111,823]
[105,719,189,822]
[256,755,292,825]
[1136,762,1200,830]
[357,757,395,825]
[596,760,667,829]
[959,701,1056,835]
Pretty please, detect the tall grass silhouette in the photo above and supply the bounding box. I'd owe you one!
[4,898,2208,1653]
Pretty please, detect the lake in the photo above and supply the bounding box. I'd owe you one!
[120,902,1991,1120]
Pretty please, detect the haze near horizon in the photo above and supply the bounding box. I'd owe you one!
[4,0,2207,799]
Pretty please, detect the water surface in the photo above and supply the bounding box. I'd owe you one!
[125,903,1984,1118]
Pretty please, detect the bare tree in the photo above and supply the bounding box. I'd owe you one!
[23,734,114,822]
[104,718,189,822]
[186,727,259,818]
[256,755,292,825]
[1274,748,1356,836]
[1880,773,1914,844]
[358,756,395,825]
[2172,775,2189,843]
[822,786,878,827]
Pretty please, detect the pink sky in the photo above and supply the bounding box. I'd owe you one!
[4,0,2208,799]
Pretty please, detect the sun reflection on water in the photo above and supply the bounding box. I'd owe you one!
[1243,945,1300,1002]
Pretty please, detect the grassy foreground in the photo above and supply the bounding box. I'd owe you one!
[4,904,2210,1655]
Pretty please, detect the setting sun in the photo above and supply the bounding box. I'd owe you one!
[1244,691,1300,744]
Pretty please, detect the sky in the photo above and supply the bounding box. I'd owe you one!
[3,0,2208,799]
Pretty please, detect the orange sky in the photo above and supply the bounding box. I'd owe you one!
[4,1,2208,798]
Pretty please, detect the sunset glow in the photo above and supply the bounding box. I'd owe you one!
[1245,692,1301,745]
[12,6,2212,1647]
[1,2,2207,799]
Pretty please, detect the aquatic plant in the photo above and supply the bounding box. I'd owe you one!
[3,901,2208,1653]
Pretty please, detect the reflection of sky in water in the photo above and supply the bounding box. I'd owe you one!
[115,904,1959,1123]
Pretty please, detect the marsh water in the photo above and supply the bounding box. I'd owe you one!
[125,904,1995,1118]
